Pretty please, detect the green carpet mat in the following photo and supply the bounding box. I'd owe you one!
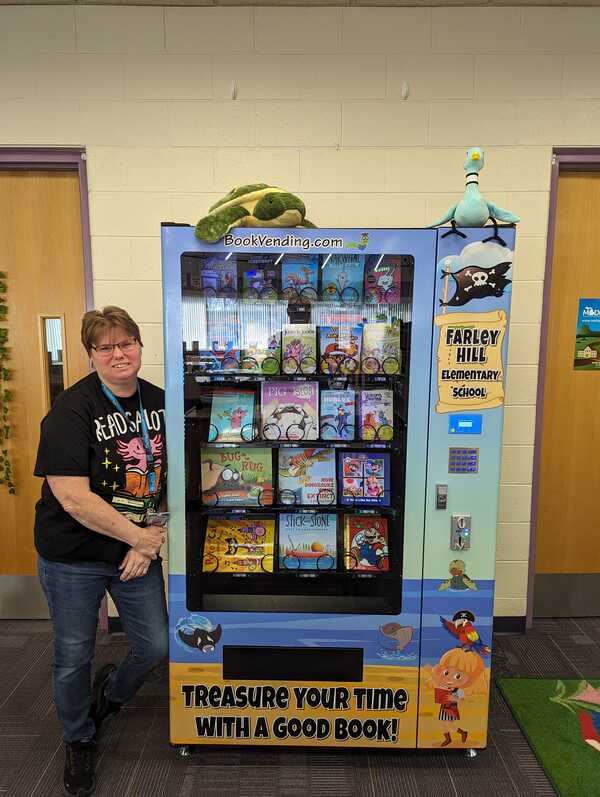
[498,678,600,797]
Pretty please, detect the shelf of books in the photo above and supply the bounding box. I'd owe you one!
[181,250,414,613]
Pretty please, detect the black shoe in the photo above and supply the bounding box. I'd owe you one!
[90,663,120,736]
[64,741,96,796]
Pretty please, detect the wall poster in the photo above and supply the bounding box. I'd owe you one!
[574,298,600,371]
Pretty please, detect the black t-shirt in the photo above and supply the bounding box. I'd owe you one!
[34,372,167,565]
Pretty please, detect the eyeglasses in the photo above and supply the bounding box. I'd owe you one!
[91,337,139,358]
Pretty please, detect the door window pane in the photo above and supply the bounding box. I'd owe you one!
[43,317,64,406]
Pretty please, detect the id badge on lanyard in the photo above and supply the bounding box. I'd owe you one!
[101,382,157,496]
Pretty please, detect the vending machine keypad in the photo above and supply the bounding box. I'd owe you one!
[448,447,479,474]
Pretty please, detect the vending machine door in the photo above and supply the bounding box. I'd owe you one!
[163,226,438,749]
[418,227,515,749]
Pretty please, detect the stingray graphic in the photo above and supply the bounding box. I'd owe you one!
[440,261,512,307]
[178,624,222,653]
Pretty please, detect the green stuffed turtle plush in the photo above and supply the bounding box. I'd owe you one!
[195,184,316,243]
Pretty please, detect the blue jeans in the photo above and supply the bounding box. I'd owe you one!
[38,556,168,744]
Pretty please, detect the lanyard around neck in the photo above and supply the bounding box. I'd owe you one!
[101,381,157,495]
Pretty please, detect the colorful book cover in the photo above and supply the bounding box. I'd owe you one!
[361,322,402,375]
[208,388,256,442]
[319,324,363,375]
[203,516,275,573]
[343,515,389,571]
[279,512,337,571]
[205,301,241,368]
[278,448,336,506]
[241,333,281,375]
[201,447,273,507]
[261,381,319,441]
[241,256,279,300]
[358,389,394,441]
[338,451,390,506]
[364,256,402,305]
[321,254,364,303]
[281,324,317,374]
[320,389,355,440]
[281,255,318,302]
[199,255,237,297]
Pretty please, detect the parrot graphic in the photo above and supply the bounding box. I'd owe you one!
[440,610,491,656]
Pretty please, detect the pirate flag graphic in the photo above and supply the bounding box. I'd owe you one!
[440,261,512,307]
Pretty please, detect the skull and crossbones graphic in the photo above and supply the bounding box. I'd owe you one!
[440,262,512,307]
[464,269,495,293]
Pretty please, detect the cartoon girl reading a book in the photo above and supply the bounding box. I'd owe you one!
[424,649,487,747]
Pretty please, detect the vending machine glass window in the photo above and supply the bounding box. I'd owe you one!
[180,249,414,614]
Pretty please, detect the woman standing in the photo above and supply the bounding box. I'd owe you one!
[34,306,168,797]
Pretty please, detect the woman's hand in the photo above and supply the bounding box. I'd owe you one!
[119,549,152,581]
[132,525,165,559]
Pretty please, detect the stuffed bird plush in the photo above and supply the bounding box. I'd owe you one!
[195,184,315,244]
[429,148,519,243]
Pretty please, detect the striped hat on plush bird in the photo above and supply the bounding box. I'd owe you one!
[429,147,519,246]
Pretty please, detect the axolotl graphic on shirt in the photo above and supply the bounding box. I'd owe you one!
[94,399,165,524]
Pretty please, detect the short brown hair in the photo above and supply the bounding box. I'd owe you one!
[81,306,142,355]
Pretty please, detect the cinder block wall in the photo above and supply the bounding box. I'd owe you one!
[4,4,597,618]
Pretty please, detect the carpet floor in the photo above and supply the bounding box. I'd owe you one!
[5,617,598,796]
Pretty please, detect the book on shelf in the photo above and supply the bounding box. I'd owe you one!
[281,324,317,374]
[320,389,356,441]
[361,321,402,375]
[358,388,394,441]
[338,451,391,506]
[202,516,275,573]
[205,300,241,367]
[241,334,281,375]
[319,324,363,375]
[343,515,389,572]
[240,255,280,299]
[278,447,336,506]
[321,254,364,303]
[261,381,319,441]
[281,255,318,302]
[201,447,273,507]
[364,255,402,305]
[208,388,256,442]
[197,254,237,297]
[279,512,337,571]
[239,300,286,374]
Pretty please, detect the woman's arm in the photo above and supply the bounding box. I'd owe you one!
[47,475,164,559]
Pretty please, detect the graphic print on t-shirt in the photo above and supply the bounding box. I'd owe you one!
[93,400,166,524]
[116,433,163,498]
[99,431,163,523]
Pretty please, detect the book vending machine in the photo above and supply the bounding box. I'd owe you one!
[162,225,515,751]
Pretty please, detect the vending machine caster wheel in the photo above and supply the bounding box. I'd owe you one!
[465,748,478,759]
[178,745,191,757]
